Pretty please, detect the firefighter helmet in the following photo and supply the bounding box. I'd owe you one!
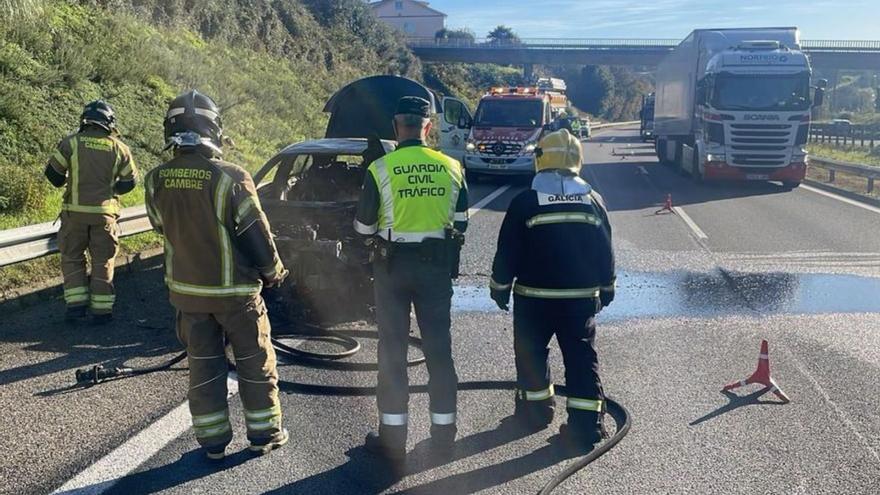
[80,100,116,132]
[536,129,582,174]
[163,90,223,154]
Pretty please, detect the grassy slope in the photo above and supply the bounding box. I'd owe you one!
[0,0,417,229]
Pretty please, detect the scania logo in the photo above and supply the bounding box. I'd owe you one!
[743,114,780,121]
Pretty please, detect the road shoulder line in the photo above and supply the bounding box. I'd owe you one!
[801,183,880,215]
[53,376,240,495]
[672,206,709,241]
[468,184,512,217]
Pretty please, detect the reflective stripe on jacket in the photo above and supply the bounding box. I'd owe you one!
[48,129,136,217]
[145,153,282,313]
[355,142,467,243]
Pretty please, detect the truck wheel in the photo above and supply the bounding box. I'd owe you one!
[781,181,801,190]
[656,139,669,165]
[692,153,705,184]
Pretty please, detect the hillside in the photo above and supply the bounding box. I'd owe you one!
[0,0,418,228]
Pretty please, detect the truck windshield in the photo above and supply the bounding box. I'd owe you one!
[712,74,811,111]
[474,100,544,127]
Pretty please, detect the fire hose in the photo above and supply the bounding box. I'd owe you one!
[72,321,629,493]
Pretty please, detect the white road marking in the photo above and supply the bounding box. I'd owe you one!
[783,349,880,465]
[637,166,649,175]
[801,184,880,215]
[672,206,709,240]
[54,376,240,495]
[468,184,512,217]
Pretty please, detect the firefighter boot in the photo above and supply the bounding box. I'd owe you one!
[249,428,289,456]
[365,424,407,462]
[430,424,457,458]
[514,396,555,432]
[558,411,606,456]
[65,305,88,323]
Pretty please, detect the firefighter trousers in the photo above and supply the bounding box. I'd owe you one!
[373,252,458,432]
[513,295,605,432]
[176,297,283,450]
[58,213,119,315]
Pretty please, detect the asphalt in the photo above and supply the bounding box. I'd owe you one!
[3,126,880,494]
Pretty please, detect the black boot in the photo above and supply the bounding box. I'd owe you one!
[557,411,606,456]
[513,396,555,432]
[430,424,457,458]
[365,424,406,461]
[91,313,113,326]
[65,306,88,323]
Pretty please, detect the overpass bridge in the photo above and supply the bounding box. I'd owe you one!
[408,38,880,73]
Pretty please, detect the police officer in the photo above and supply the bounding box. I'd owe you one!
[354,96,469,462]
[45,101,137,324]
[145,90,289,460]
[489,129,615,453]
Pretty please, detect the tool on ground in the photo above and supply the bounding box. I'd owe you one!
[722,339,790,402]
[654,193,674,215]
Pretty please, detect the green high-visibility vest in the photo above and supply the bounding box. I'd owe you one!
[368,145,464,243]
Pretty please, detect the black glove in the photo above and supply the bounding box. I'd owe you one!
[490,288,511,312]
[600,288,615,309]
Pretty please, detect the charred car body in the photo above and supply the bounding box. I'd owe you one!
[255,76,441,323]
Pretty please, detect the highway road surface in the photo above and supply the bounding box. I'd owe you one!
[3,125,880,494]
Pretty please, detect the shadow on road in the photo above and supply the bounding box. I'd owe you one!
[584,160,792,213]
[93,449,256,495]
[0,258,183,391]
[689,388,788,426]
[267,417,558,495]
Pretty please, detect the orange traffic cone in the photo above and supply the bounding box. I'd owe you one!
[723,340,790,403]
[654,194,674,215]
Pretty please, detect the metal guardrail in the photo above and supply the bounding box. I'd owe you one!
[408,38,880,52]
[0,120,701,269]
[810,123,880,148]
[0,206,152,267]
[810,156,880,194]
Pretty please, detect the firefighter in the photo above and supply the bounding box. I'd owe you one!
[489,129,615,453]
[44,101,137,324]
[144,90,289,460]
[354,96,469,462]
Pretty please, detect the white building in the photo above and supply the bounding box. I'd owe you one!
[369,0,447,39]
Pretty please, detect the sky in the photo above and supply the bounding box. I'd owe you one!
[429,0,878,40]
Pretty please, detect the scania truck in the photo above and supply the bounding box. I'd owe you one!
[653,27,826,188]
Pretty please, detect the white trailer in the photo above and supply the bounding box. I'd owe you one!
[654,27,826,187]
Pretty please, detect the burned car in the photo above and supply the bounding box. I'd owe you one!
[255,76,440,323]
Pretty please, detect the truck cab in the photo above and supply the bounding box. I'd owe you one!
[640,93,655,141]
[442,87,552,178]
[654,28,826,188]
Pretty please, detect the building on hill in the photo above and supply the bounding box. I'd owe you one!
[369,0,446,39]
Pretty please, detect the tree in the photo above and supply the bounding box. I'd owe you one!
[435,28,475,43]
[487,25,520,45]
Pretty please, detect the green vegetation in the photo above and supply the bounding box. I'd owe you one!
[0,0,417,229]
[553,65,653,122]
[809,144,880,167]
[423,63,524,109]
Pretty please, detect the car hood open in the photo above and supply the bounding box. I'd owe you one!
[323,75,441,140]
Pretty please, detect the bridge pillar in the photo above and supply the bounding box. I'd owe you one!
[523,64,534,81]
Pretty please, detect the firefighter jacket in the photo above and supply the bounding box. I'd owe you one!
[490,170,615,301]
[48,128,137,221]
[354,140,469,242]
[144,152,284,313]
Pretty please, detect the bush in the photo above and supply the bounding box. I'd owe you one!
[0,0,420,226]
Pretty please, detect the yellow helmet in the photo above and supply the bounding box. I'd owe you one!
[536,129,582,173]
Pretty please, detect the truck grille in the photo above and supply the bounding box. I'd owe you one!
[728,123,794,167]
[478,141,522,156]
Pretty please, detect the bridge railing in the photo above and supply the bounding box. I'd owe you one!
[408,38,880,52]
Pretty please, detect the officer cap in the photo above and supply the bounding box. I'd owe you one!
[395,96,432,118]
